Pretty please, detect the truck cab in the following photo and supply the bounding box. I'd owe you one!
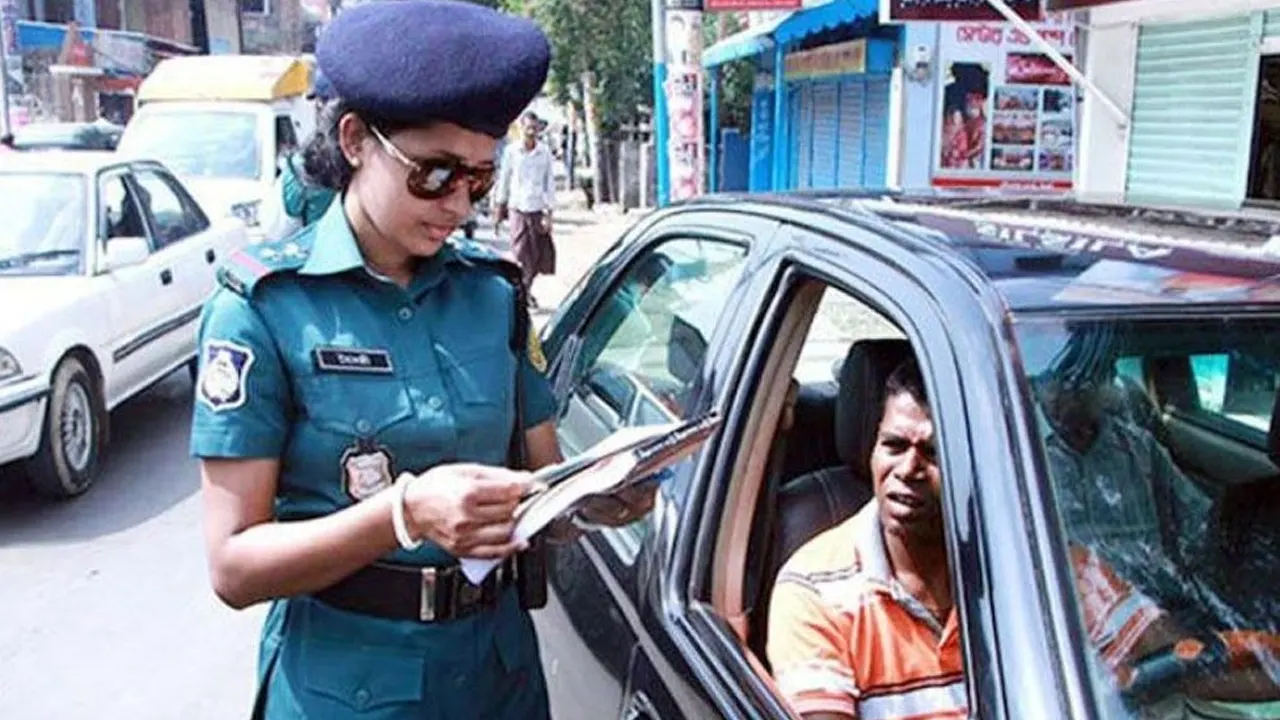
[117,55,316,242]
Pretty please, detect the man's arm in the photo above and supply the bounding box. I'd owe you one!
[767,573,858,719]
[541,146,556,215]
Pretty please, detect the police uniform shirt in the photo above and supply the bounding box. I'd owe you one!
[189,198,556,718]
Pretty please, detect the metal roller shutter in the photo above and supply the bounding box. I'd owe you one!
[795,83,815,189]
[1126,14,1258,208]
[837,77,866,187]
[810,81,840,189]
[863,76,891,189]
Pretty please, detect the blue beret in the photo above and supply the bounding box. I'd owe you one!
[317,0,551,138]
[307,68,334,101]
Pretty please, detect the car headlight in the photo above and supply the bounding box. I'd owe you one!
[0,348,22,383]
[230,200,262,228]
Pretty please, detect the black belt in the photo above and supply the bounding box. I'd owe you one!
[313,560,516,623]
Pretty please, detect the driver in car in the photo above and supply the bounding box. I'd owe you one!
[1034,323,1212,601]
[767,357,1278,720]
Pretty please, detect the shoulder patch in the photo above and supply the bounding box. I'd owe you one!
[527,327,547,373]
[217,238,312,297]
[198,340,255,412]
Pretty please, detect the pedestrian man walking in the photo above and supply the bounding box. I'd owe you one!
[495,111,556,306]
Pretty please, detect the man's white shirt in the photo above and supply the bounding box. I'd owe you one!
[496,141,555,214]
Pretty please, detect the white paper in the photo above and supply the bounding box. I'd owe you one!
[458,424,680,585]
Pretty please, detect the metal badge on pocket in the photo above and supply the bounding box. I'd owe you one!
[341,439,395,501]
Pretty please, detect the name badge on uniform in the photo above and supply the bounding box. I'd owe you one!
[341,439,395,502]
[313,346,395,375]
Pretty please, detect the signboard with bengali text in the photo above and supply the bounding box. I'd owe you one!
[880,0,1042,23]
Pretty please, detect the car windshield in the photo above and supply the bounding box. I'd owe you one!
[0,173,87,276]
[119,110,261,180]
[1014,312,1280,716]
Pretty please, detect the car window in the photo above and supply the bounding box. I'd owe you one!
[275,115,298,166]
[0,172,87,276]
[132,170,206,249]
[557,237,749,558]
[100,175,147,242]
[1016,314,1280,717]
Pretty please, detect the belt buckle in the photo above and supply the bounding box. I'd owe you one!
[420,567,437,622]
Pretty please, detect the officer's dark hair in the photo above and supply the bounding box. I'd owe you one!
[884,356,928,413]
[301,97,420,191]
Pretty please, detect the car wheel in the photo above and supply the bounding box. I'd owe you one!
[24,356,105,499]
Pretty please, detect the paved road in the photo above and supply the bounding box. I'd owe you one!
[0,209,633,720]
[0,372,265,720]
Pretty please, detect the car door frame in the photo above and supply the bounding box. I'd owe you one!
[539,207,786,718]
[654,207,1101,720]
[93,165,175,403]
[129,162,215,328]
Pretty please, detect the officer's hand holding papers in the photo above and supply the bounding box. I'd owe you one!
[459,413,721,584]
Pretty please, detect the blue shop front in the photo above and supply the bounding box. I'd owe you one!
[705,0,898,193]
[704,0,1081,196]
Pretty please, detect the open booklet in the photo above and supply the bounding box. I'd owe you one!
[459,412,721,585]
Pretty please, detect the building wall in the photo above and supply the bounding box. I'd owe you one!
[898,22,939,191]
[120,0,191,44]
[1077,0,1280,200]
[205,0,241,53]
[241,0,306,54]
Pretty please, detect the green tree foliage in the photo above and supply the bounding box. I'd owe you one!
[510,0,653,137]
[704,13,756,131]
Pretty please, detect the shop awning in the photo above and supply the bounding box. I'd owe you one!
[702,0,879,68]
[703,13,791,68]
[137,55,312,103]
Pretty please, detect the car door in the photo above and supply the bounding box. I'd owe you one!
[97,170,174,397]
[537,221,768,719]
[130,166,216,369]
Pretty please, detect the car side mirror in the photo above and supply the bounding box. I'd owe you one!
[103,236,151,271]
[667,315,707,386]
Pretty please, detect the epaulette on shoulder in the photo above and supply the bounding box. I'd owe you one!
[453,240,523,286]
[217,236,313,298]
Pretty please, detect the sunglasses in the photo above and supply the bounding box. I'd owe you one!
[369,125,496,202]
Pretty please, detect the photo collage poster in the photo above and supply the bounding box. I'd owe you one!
[932,14,1077,189]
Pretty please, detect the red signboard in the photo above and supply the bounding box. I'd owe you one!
[882,0,1042,22]
[704,0,801,9]
[1044,0,1121,8]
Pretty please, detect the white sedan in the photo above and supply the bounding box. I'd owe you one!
[0,152,249,499]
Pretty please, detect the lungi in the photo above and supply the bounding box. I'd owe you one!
[510,210,557,289]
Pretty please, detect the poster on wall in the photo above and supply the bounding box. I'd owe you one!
[932,15,1076,190]
[665,8,705,201]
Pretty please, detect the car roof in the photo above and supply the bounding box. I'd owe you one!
[684,191,1280,312]
[0,151,160,174]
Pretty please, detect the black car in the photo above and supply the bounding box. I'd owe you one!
[12,122,123,152]
[531,193,1280,720]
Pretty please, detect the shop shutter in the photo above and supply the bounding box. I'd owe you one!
[863,76,892,189]
[837,77,866,187]
[795,83,816,189]
[1126,14,1259,208]
[810,81,840,189]
[1264,9,1280,37]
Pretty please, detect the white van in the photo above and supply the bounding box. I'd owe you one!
[118,55,317,241]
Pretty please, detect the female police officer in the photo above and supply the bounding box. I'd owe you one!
[190,2,596,717]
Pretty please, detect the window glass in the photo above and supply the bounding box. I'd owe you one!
[1014,313,1280,717]
[0,172,86,277]
[558,237,749,557]
[100,175,146,242]
[132,170,200,248]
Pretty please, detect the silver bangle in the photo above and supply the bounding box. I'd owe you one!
[391,473,423,551]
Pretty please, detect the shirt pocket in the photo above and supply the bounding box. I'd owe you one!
[296,601,428,715]
[296,374,415,439]
[436,342,513,409]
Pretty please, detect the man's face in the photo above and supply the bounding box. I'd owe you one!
[1039,371,1110,451]
[871,391,943,540]
[522,118,539,143]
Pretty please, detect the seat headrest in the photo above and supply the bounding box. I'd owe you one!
[834,338,914,467]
